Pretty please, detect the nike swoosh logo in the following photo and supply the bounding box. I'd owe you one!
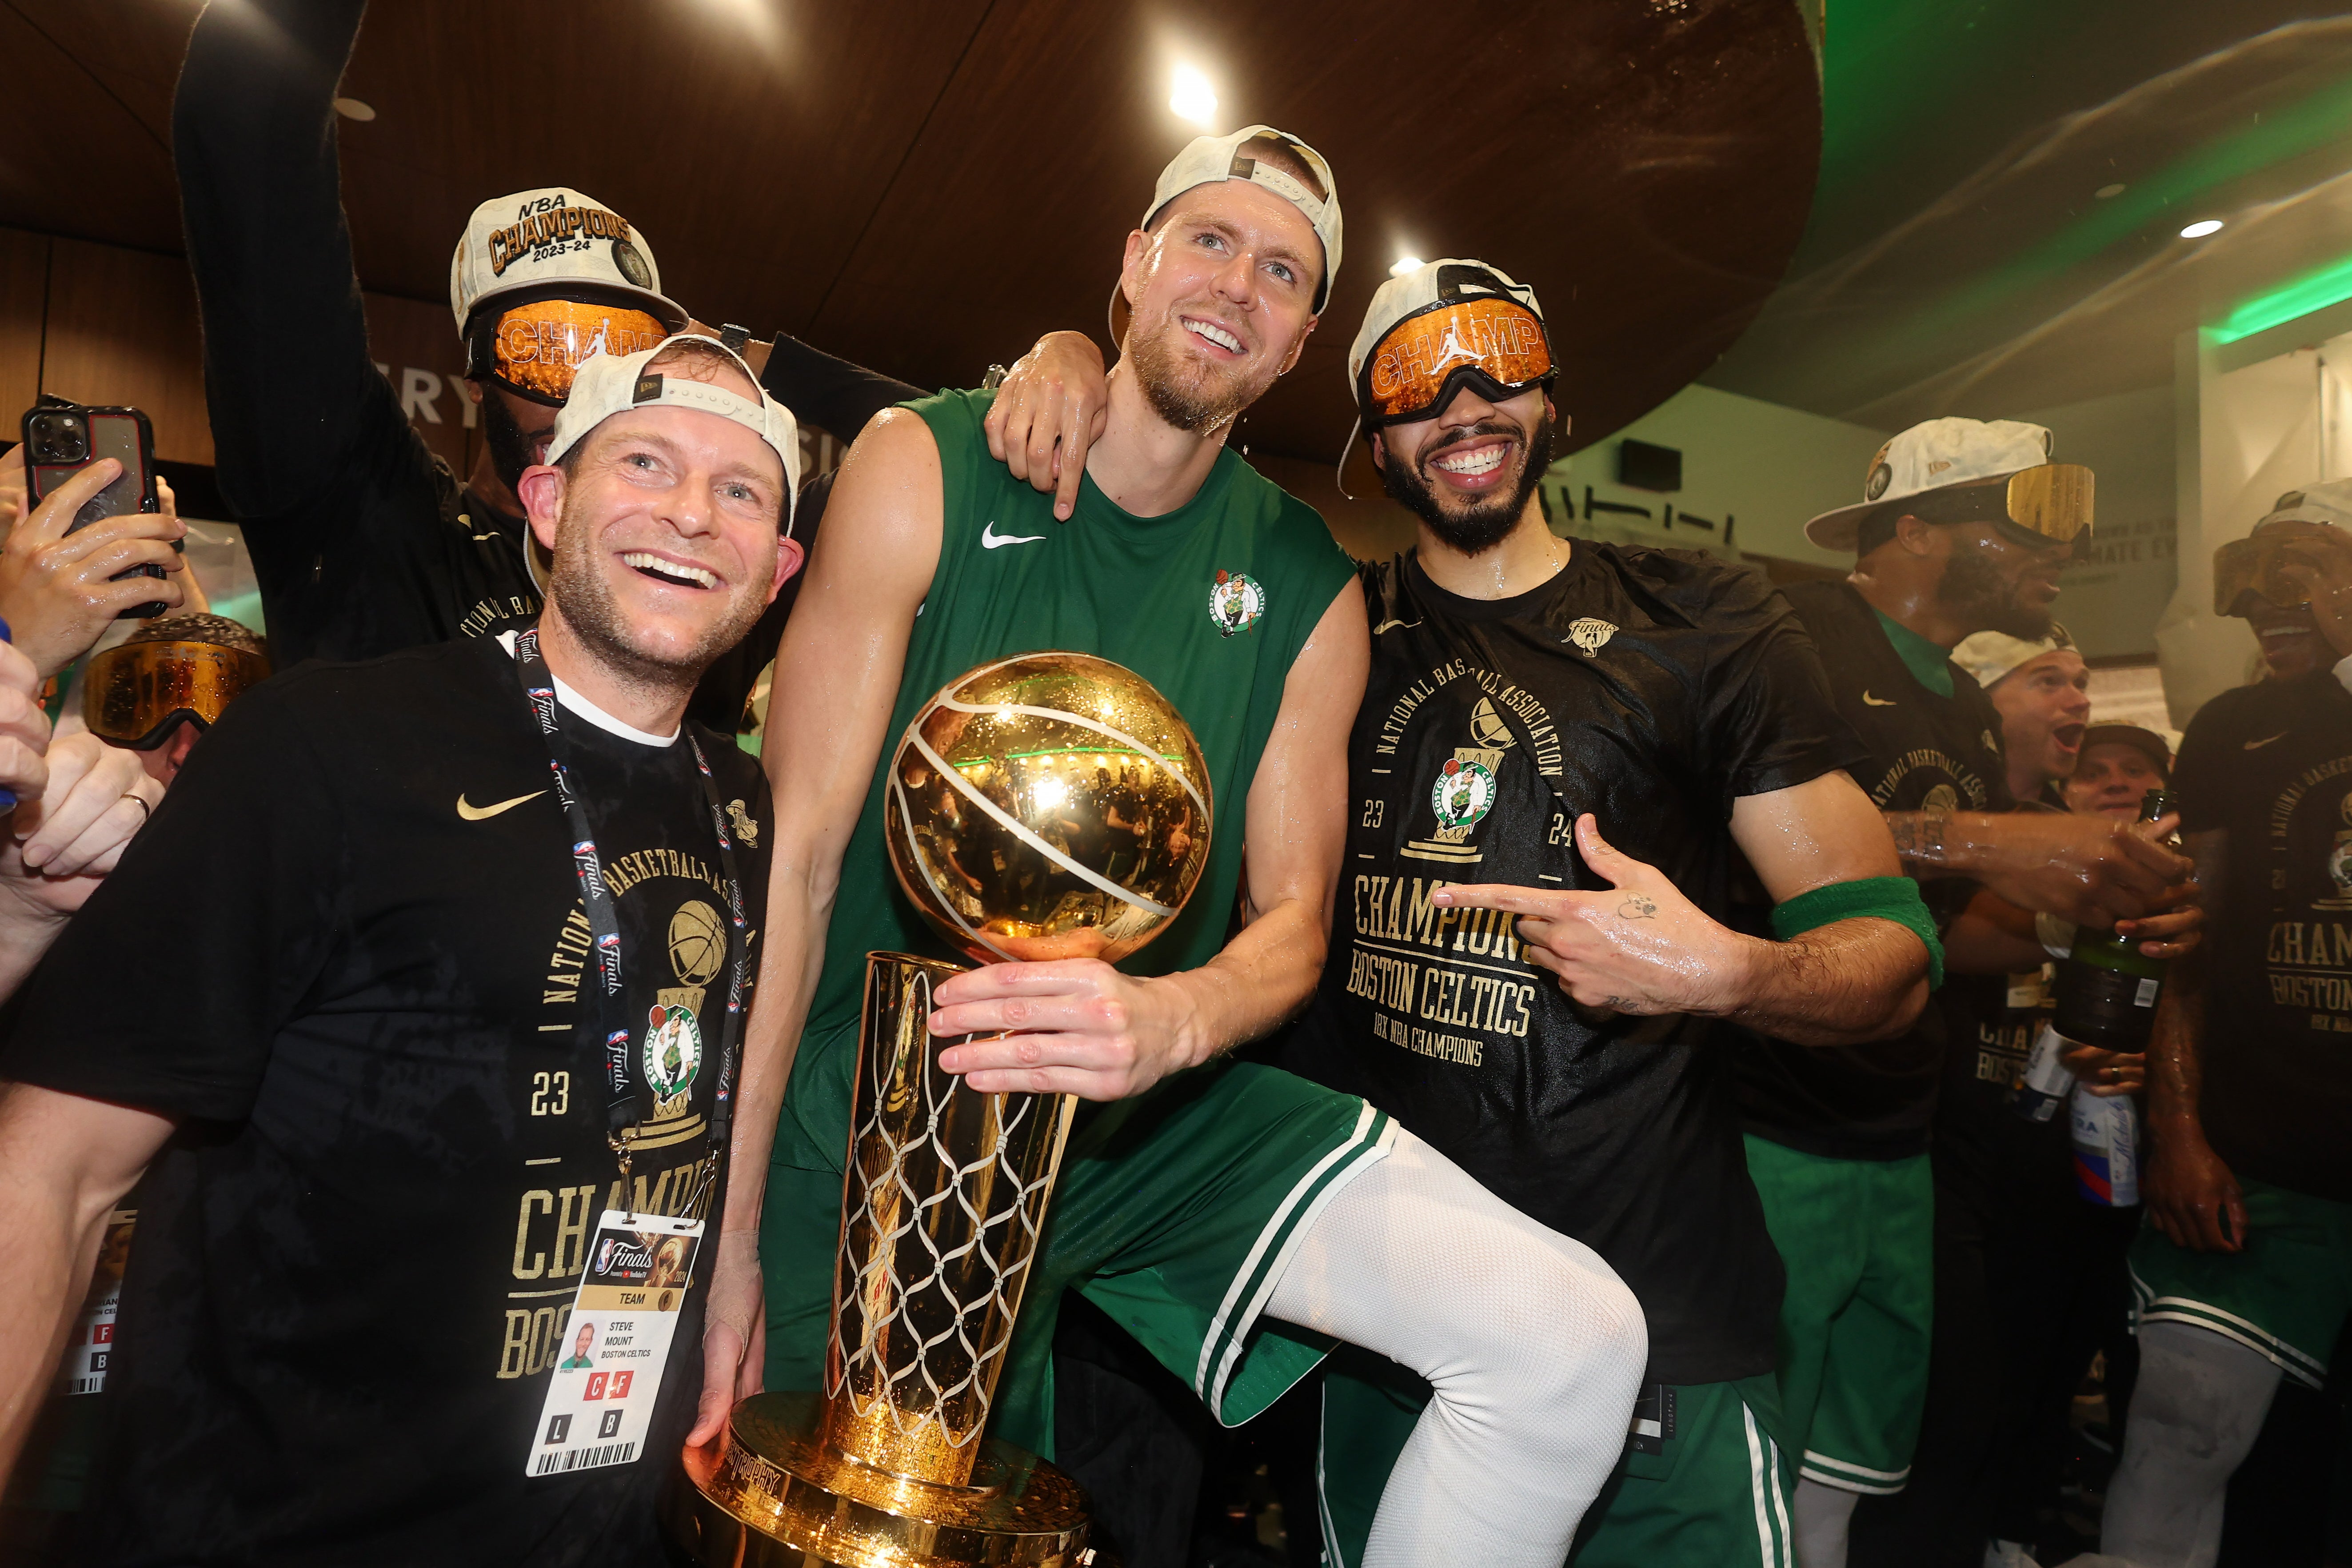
[2246,732,2288,749]
[1373,618,1422,635]
[457,790,547,821]
[1862,690,1897,707]
[981,523,1045,549]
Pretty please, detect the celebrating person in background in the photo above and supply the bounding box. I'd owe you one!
[2094,487,2352,1568]
[1735,419,2198,1568]
[1956,627,2091,810]
[729,134,1649,1568]
[1286,257,1937,1568]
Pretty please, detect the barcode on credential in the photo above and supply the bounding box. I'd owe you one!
[532,1441,637,1476]
[66,1376,103,1395]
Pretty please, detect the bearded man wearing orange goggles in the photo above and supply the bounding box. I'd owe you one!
[1280,259,1945,1568]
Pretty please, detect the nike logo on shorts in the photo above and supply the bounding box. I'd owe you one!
[457,790,548,821]
[1862,690,1897,706]
[2245,732,2288,749]
[981,523,1045,549]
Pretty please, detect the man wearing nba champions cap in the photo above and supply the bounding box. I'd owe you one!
[724,131,1650,1567]
[1732,418,2200,1566]
[0,335,803,1562]
[1282,259,1940,1568]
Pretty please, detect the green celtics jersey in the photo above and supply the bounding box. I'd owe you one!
[779,387,1355,1158]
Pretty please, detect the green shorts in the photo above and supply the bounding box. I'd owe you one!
[761,1052,1394,1458]
[1742,1135,1933,1496]
[2130,1176,2352,1390]
[1317,1349,1797,1568]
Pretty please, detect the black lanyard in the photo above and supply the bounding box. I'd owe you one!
[509,626,747,1210]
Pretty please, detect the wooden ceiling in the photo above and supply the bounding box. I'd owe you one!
[1,0,1821,463]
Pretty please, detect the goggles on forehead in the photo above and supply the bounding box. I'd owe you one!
[2212,522,2346,617]
[84,638,271,750]
[1895,464,2096,546]
[466,297,668,407]
[1357,297,1555,428]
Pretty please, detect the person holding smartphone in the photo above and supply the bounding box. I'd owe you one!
[0,448,191,678]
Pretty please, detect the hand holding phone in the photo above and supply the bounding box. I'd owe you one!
[0,447,188,678]
[20,399,172,619]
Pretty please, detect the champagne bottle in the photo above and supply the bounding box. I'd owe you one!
[2013,789,2175,1126]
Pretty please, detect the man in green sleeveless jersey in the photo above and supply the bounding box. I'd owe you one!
[701,128,1649,1567]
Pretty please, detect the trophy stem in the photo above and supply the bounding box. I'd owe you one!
[673,953,1091,1567]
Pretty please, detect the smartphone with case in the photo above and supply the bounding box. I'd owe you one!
[19,396,169,618]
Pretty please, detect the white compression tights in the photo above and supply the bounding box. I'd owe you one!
[2096,1320,2284,1568]
[1263,1128,1649,1568]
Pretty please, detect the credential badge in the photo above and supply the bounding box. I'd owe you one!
[1210,570,1266,636]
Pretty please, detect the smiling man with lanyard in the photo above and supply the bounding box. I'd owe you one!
[0,335,797,1564]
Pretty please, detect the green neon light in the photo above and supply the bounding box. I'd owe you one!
[2214,252,2352,344]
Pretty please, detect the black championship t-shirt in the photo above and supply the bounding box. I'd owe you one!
[1931,962,2070,1213]
[2172,669,2352,1202]
[1281,544,1868,1384]
[1734,580,2013,1161]
[0,635,772,1566]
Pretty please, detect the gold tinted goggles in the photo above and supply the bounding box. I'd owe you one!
[488,299,667,404]
[2213,523,2349,616]
[1359,299,1554,426]
[84,640,271,750]
[1906,464,2096,545]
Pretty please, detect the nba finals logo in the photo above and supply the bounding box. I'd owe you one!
[572,841,606,898]
[1209,570,1265,637]
[528,685,559,731]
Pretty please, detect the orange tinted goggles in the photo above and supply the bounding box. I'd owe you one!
[489,299,667,404]
[1360,298,1554,426]
[84,640,271,750]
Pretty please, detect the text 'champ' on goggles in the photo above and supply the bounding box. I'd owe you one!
[465,295,670,407]
[2212,520,2352,617]
[1357,294,1555,428]
[84,618,271,750]
[1894,464,2097,548]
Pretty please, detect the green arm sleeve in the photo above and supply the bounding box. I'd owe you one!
[1768,875,1945,990]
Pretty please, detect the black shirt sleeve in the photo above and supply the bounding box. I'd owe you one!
[759,333,922,445]
[0,683,344,1121]
[1698,572,1870,806]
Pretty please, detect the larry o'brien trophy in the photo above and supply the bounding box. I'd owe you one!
[674,653,1212,1568]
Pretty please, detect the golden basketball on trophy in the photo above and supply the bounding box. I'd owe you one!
[673,652,1211,1568]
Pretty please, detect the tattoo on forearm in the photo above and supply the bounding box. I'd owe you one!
[1885,808,1949,864]
[1617,894,1657,920]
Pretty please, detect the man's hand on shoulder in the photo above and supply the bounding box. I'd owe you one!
[984,333,1109,523]
[929,959,1206,1100]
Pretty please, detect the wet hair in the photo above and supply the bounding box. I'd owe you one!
[125,612,267,659]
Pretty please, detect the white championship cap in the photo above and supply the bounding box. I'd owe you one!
[548,336,803,534]
[1806,417,2057,551]
[1345,257,1547,398]
[449,186,687,337]
[1111,125,1342,340]
[2257,478,2352,531]
[1951,623,2074,691]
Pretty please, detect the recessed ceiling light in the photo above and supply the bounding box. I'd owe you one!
[1169,66,1218,126]
[1390,255,1424,278]
[2181,219,2224,239]
[2094,182,2125,199]
[332,96,375,121]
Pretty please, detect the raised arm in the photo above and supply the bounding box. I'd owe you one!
[1438,770,1927,1046]
[0,1084,175,1481]
[925,580,1371,1097]
[693,408,942,1440]
[174,0,385,521]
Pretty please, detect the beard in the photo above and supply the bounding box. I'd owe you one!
[547,491,770,693]
[1126,311,1274,435]
[479,384,550,499]
[1938,540,2053,639]
[1381,418,1554,557]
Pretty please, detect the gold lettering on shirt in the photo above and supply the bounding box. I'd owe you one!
[511,1189,555,1279]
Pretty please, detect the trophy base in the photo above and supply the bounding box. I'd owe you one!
[668,1392,1092,1568]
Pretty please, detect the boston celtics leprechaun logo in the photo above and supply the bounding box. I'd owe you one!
[642,1002,703,1121]
[1209,570,1265,636]
[1432,756,1497,832]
